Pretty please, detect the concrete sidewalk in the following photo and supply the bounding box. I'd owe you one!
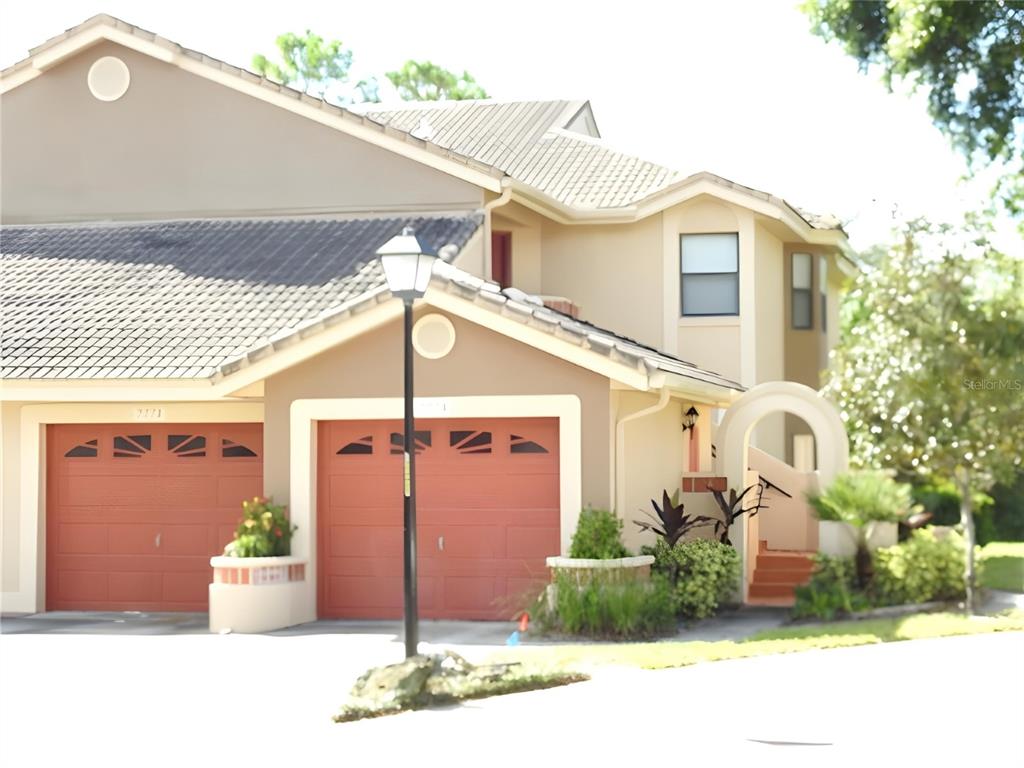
[0,604,790,645]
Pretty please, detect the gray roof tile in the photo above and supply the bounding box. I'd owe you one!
[359,100,843,230]
[2,215,482,379]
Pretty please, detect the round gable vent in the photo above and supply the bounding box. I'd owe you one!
[87,56,130,101]
[412,313,456,359]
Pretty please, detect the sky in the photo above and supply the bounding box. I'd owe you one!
[1,0,1014,251]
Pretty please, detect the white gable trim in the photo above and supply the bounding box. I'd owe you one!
[206,286,654,397]
[0,20,503,194]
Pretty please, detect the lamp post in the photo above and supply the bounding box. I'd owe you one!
[376,227,438,658]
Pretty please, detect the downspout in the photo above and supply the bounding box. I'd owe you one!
[483,177,513,281]
[614,387,671,517]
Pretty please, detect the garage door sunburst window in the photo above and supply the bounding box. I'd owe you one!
[113,434,151,458]
[167,434,206,458]
[64,438,99,458]
[449,430,492,454]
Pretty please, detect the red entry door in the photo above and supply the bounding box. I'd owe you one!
[317,417,559,620]
[491,231,512,288]
[46,423,263,611]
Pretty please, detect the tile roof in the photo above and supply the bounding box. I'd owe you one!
[3,16,843,232]
[1,216,742,393]
[1,216,482,379]
[214,259,743,394]
[357,100,843,229]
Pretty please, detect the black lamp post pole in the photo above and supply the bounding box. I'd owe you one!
[402,297,419,658]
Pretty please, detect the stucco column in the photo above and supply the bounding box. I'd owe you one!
[737,212,757,388]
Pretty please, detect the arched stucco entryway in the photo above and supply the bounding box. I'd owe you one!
[714,381,849,601]
[715,381,848,490]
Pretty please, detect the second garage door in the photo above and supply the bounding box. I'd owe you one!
[47,423,263,612]
[318,417,559,620]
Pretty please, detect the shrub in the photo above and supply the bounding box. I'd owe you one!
[808,471,917,587]
[647,538,741,619]
[223,496,296,557]
[807,470,916,524]
[569,508,629,559]
[793,555,868,620]
[871,527,976,605]
[535,571,675,640]
[912,479,997,544]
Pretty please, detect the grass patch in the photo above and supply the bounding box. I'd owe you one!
[980,542,1024,592]
[489,610,1024,671]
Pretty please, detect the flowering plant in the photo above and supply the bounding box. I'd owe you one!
[223,496,296,557]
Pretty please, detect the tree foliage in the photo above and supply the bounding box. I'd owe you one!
[385,60,488,101]
[825,217,1024,608]
[803,0,1024,214]
[252,33,488,104]
[252,30,372,103]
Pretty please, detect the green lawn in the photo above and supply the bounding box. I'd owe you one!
[981,542,1024,593]
[489,611,1024,671]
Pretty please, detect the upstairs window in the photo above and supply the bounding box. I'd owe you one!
[791,252,813,329]
[819,255,828,333]
[680,233,739,316]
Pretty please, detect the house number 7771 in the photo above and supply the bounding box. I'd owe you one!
[133,407,165,421]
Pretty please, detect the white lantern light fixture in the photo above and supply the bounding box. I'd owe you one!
[376,227,438,301]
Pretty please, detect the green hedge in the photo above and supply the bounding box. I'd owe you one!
[794,555,868,620]
[793,527,976,620]
[871,528,973,605]
[647,538,741,619]
[569,508,629,559]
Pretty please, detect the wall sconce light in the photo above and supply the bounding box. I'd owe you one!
[681,405,699,433]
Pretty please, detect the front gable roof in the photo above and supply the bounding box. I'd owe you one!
[0,15,505,195]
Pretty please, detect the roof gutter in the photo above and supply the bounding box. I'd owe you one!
[483,178,514,277]
[614,388,672,520]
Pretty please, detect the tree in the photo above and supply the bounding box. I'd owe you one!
[824,217,1024,611]
[802,1,1024,216]
[385,61,488,101]
[252,30,356,101]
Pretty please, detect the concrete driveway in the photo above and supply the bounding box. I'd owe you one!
[2,616,1020,766]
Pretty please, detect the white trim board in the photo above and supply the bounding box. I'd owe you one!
[3,401,263,614]
[288,395,582,623]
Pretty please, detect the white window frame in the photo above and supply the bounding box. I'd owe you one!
[680,233,740,317]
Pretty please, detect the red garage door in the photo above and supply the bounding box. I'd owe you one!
[46,423,263,611]
[318,417,559,620]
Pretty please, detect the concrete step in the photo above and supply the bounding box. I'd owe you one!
[751,568,814,585]
[755,554,815,571]
[746,595,795,607]
[748,582,797,599]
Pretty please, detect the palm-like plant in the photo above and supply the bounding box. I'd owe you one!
[634,490,719,546]
[807,471,917,587]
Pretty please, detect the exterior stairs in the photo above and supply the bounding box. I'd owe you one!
[747,541,815,605]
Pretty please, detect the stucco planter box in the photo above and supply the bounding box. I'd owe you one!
[545,555,655,586]
[817,521,899,557]
[209,556,308,634]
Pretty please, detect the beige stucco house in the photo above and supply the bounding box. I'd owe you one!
[0,15,854,621]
